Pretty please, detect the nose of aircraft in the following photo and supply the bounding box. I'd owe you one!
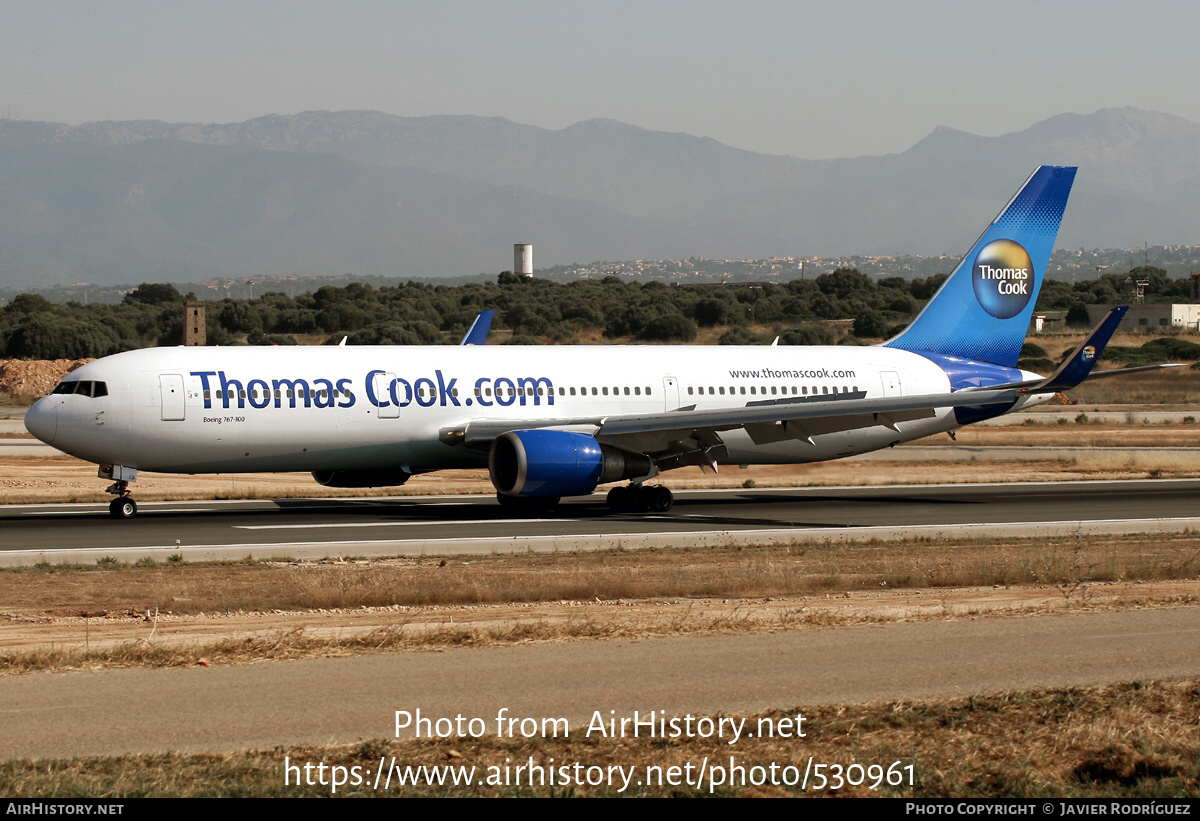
[24,398,58,445]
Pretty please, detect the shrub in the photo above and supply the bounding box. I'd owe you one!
[636,314,697,342]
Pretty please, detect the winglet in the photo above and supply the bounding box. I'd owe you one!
[1022,306,1127,392]
[459,310,495,346]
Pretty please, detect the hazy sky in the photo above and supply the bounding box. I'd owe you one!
[3,0,1198,159]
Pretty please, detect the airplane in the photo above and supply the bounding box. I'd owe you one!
[23,165,1139,519]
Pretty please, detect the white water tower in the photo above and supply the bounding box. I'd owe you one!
[514,243,533,277]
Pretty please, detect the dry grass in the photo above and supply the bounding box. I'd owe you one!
[0,608,859,675]
[1,680,1196,796]
[6,533,1199,617]
[1069,367,1200,405]
[2,533,1197,675]
[938,425,1200,448]
[5,589,1197,678]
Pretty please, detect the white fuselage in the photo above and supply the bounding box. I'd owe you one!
[25,344,1042,477]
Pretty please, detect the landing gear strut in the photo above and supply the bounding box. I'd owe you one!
[606,484,673,513]
[105,480,137,519]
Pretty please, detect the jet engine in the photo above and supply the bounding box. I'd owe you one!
[488,430,652,498]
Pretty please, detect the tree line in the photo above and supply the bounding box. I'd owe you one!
[0,266,1187,360]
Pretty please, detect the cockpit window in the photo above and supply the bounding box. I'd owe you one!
[50,380,107,397]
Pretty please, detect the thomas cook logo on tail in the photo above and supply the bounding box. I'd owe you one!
[971,239,1034,319]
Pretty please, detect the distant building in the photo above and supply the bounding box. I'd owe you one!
[1031,311,1068,332]
[1085,303,1200,332]
[184,302,206,346]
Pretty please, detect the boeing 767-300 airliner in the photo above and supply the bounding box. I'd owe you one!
[25,165,1143,518]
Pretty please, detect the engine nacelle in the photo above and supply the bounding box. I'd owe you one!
[489,430,652,498]
[311,469,411,488]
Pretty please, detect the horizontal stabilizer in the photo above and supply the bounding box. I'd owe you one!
[958,306,1185,395]
[1031,306,1126,392]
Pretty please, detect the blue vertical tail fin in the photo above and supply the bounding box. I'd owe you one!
[885,166,1076,367]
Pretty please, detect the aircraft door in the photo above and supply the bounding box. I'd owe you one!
[160,374,186,421]
[662,376,680,411]
[374,372,399,419]
[880,371,902,397]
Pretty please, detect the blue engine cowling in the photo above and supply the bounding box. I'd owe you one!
[489,430,652,498]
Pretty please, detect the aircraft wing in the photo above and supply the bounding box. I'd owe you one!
[441,384,1024,456]
[441,306,1175,468]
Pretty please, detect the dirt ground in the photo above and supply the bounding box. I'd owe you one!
[4,574,1197,660]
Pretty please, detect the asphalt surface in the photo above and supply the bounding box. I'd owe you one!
[1,607,1197,759]
[4,480,1200,562]
[3,480,1200,565]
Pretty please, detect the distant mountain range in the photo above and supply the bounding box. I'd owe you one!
[1,107,1197,287]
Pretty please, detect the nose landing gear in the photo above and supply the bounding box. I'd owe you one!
[105,479,137,519]
[100,465,139,519]
[108,495,137,519]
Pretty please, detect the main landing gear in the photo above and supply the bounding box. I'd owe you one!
[105,480,137,519]
[606,484,673,513]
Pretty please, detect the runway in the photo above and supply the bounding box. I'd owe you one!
[3,479,1199,565]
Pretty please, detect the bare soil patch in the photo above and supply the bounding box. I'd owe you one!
[3,532,1197,672]
[4,579,1196,664]
[0,359,90,401]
